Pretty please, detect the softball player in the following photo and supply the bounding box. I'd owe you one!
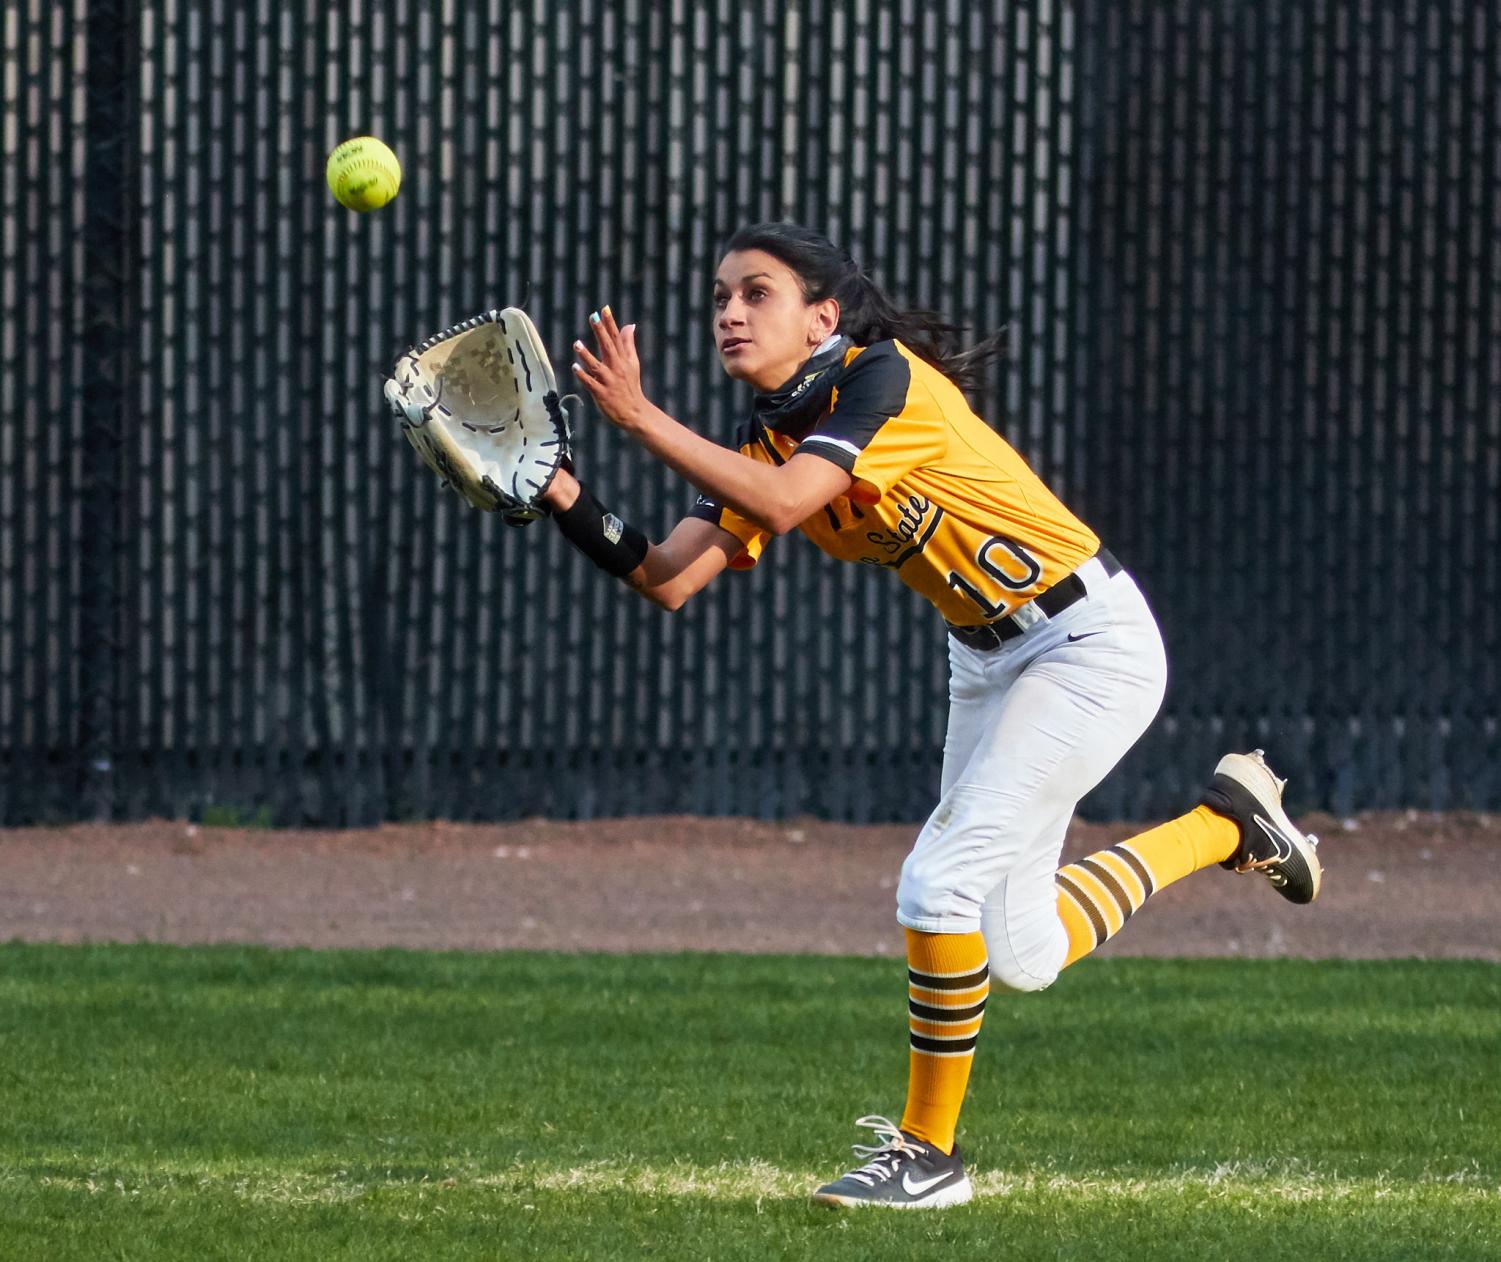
[546,221,1323,1209]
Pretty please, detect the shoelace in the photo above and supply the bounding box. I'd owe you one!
[843,1115,929,1187]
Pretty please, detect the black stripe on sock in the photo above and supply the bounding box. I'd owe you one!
[909,998,988,1024]
[1110,844,1155,898]
[908,965,990,991]
[1077,856,1136,923]
[910,1032,979,1055]
[1056,872,1107,946]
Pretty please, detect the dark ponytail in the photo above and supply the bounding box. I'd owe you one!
[720,221,1005,394]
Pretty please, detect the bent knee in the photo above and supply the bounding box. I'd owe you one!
[982,906,1067,993]
[896,786,1024,931]
[986,956,1059,994]
[897,848,987,931]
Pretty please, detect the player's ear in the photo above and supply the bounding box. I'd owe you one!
[810,297,840,345]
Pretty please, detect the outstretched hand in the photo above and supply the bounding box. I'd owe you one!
[572,306,650,434]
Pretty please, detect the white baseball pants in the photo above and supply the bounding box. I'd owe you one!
[896,560,1169,992]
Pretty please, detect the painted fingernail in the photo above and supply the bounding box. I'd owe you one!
[574,340,584,349]
[602,304,612,318]
[589,311,600,324]
[572,362,582,372]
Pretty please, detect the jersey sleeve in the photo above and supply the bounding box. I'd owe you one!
[792,342,947,504]
[686,494,771,570]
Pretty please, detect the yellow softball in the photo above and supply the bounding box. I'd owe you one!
[326,136,401,212]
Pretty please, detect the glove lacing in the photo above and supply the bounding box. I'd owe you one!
[843,1115,930,1187]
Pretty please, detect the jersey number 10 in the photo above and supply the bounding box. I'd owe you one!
[947,536,1043,620]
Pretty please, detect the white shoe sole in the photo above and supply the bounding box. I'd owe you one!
[811,1174,974,1209]
[1214,750,1323,902]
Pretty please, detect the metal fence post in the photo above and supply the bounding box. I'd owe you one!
[78,0,138,820]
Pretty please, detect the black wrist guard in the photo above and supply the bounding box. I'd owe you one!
[552,481,650,578]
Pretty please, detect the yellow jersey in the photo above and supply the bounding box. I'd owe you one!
[689,338,1102,627]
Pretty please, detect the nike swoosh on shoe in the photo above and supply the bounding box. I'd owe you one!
[901,1170,956,1197]
[1253,815,1294,862]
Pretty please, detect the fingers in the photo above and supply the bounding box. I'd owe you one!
[570,338,602,397]
[573,307,638,403]
[586,307,613,361]
[587,305,629,363]
[572,337,603,374]
[571,357,602,397]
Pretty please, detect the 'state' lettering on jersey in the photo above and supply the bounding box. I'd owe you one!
[688,340,1102,626]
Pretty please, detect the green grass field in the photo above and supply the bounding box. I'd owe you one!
[0,943,1496,1260]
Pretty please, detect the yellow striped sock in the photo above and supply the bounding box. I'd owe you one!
[899,928,989,1155]
[1057,804,1239,968]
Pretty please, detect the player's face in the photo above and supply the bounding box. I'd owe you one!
[712,250,832,390]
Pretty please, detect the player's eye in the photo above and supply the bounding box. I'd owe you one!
[711,293,728,309]
[747,287,766,302]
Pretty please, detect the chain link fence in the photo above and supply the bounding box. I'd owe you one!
[3,0,1496,825]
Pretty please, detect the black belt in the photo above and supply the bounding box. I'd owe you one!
[947,549,1123,652]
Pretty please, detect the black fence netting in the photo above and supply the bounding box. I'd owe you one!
[3,0,1496,826]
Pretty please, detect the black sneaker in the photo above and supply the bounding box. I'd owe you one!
[1200,749,1323,904]
[810,1115,973,1209]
